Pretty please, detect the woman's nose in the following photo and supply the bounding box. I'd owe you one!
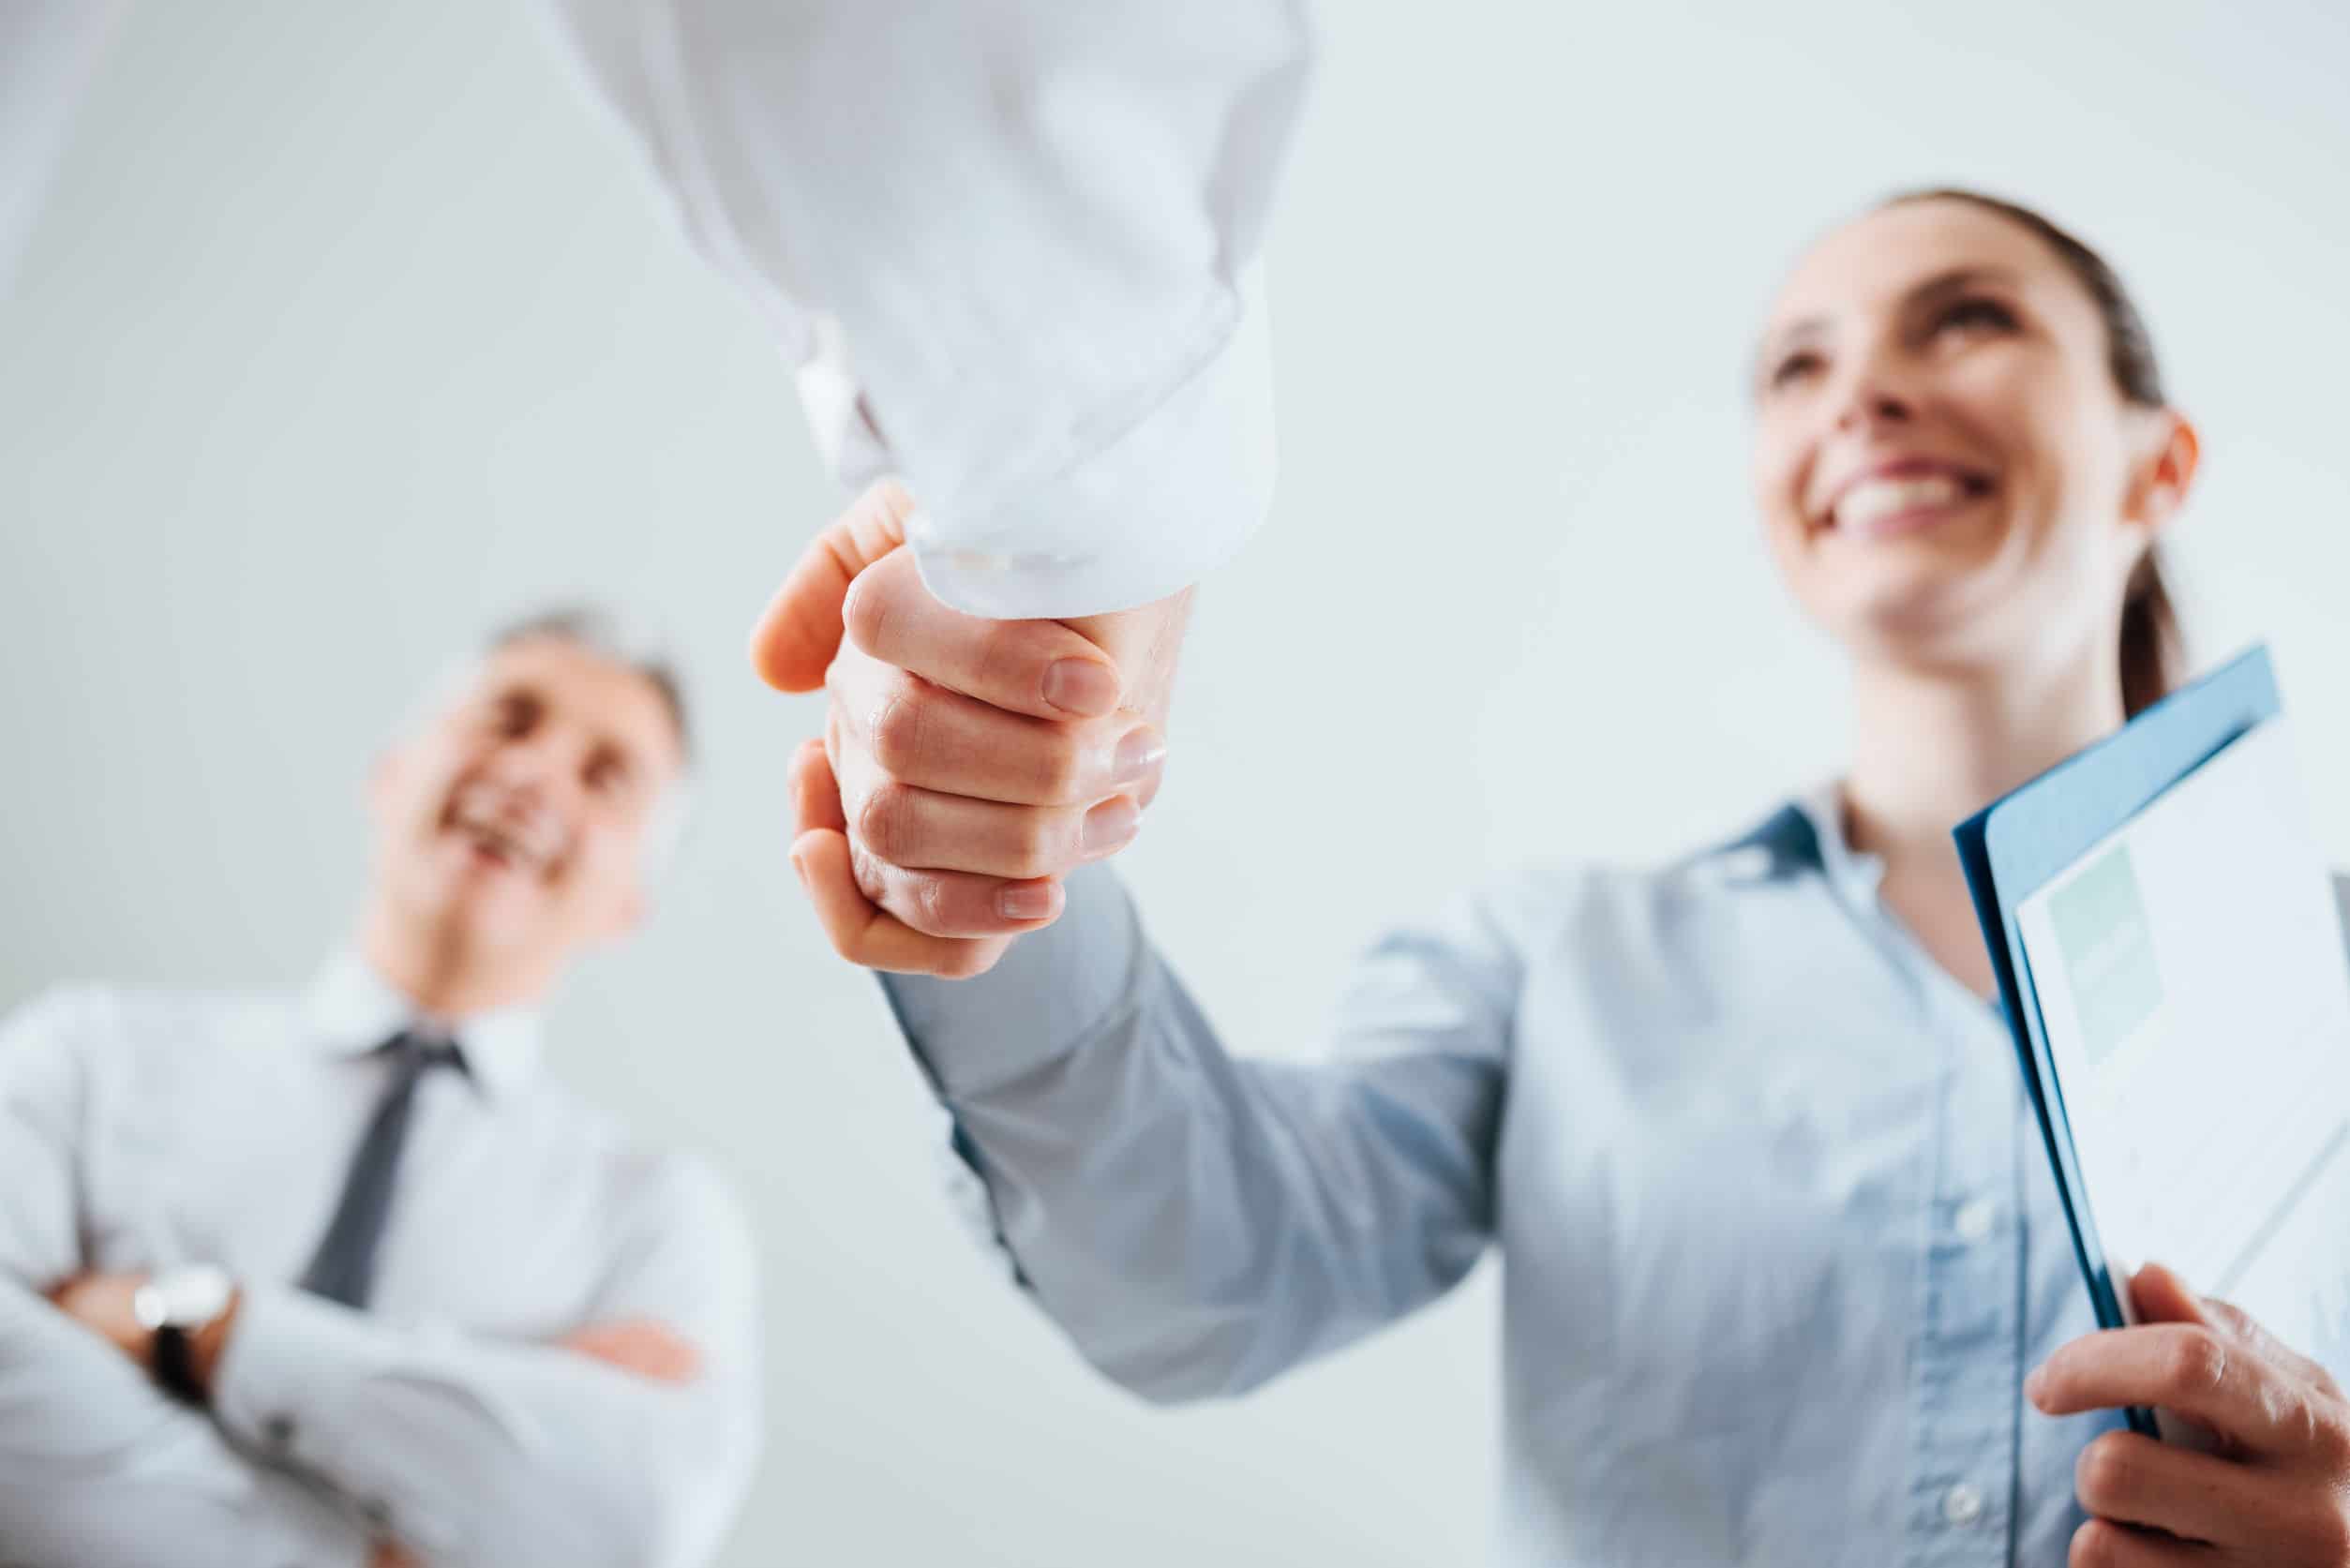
[1834,381,1916,435]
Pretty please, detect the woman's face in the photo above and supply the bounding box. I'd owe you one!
[1751,200,2187,685]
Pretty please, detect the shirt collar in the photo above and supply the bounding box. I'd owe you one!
[302,952,544,1098]
[1703,784,1887,904]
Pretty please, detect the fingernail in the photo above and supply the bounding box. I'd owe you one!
[2023,1366,2045,1404]
[788,849,808,889]
[1044,659,1120,718]
[996,883,1059,921]
[1080,797,1142,859]
[1111,726,1167,785]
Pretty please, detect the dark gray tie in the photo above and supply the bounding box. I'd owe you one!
[298,1030,465,1309]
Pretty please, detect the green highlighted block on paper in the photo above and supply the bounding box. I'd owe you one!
[2049,844,2164,1067]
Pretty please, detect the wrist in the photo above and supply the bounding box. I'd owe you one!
[187,1286,242,1398]
[133,1266,238,1404]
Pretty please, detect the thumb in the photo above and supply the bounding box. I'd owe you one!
[749,478,915,693]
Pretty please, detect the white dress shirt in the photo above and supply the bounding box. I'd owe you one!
[547,0,1313,618]
[2,3,1311,616]
[0,956,761,1568]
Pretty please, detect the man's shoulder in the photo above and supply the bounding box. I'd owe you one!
[2,978,297,1059]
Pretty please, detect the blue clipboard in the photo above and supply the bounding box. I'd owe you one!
[1952,644,2279,1439]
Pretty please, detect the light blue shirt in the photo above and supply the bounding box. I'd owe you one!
[884,792,2350,1565]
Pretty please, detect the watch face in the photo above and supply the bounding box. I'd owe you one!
[150,1265,233,1327]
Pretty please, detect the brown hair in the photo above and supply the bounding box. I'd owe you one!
[1883,188,2183,717]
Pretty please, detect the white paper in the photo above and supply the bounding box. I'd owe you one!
[2017,716,2350,1371]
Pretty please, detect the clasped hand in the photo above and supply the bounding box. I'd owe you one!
[751,479,1186,978]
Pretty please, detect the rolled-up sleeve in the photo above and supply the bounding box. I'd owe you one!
[546,0,1311,618]
[883,864,1519,1402]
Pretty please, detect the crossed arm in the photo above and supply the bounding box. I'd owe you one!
[1,992,759,1568]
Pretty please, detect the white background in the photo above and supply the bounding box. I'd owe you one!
[4,3,2346,1562]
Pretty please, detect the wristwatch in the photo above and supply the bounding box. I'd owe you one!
[132,1265,234,1404]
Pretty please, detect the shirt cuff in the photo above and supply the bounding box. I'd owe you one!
[894,276,1279,620]
[879,863,1146,1099]
[212,1284,385,1485]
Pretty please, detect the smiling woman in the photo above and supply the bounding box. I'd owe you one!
[761,182,2350,1566]
[1759,189,2187,719]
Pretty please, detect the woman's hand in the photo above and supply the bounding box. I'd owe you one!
[2028,1262,2350,1565]
[749,480,1185,978]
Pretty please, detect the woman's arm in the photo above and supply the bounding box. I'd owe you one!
[883,865,1514,1400]
[760,494,1518,1396]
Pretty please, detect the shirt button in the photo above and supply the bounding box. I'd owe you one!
[1941,1481,1986,1527]
[1953,1196,1998,1243]
[264,1415,296,1450]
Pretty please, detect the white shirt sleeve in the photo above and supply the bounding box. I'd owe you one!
[0,992,372,1568]
[212,1155,762,1568]
[544,0,1313,618]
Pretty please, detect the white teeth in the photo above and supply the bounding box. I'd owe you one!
[1834,473,1969,530]
[451,791,563,872]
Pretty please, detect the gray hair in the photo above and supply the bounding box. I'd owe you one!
[484,605,694,767]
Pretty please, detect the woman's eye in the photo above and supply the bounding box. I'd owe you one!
[1935,297,2017,336]
[1769,351,1824,390]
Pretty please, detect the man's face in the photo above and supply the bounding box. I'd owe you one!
[367,636,685,983]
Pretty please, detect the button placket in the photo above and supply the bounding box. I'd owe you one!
[1903,1026,2023,1564]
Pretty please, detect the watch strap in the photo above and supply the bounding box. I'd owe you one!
[152,1322,205,1405]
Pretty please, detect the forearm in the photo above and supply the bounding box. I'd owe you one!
[211,1285,750,1568]
[0,1278,368,1568]
[886,866,1499,1400]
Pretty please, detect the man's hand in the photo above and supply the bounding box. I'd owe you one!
[45,1272,150,1367]
[2028,1262,2350,1565]
[750,479,1191,978]
[559,1318,702,1384]
[47,1271,244,1396]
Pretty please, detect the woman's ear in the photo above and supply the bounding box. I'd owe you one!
[2124,410,2201,540]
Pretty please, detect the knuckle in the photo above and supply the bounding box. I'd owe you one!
[910,874,955,936]
[2163,1328,2228,1396]
[2073,1435,2133,1511]
[973,629,1038,705]
[846,843,891,906]
[1031,729,1090,802]
[1006,814,1071,880]
[854,783,916,862]
[867,687,926,774]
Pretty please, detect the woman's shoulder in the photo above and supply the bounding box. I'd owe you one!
[1453,799,1832,961]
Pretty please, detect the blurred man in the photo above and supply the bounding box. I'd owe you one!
[0,609,759,1568]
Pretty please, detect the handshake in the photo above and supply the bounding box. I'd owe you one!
[750,480,1192,978]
